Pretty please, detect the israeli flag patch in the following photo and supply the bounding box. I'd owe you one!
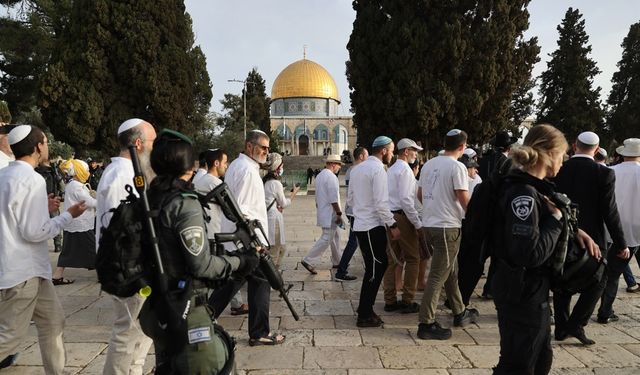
[188,326,212,344]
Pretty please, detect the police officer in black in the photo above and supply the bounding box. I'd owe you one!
[492,125,600,374]
[140,129,259,374]
[35,159,65,252]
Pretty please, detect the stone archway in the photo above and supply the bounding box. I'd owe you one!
[299,134,309,155]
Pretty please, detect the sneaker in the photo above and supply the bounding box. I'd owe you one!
[597,313,619,324]
[417,322,452,340]
[453,308,479,327]
[334,274,357,282]
[399,301,420,314]
[0,353,18,369]
[357,315,383,328]
[627,284,640,293]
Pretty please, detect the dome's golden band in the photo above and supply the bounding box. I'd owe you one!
[271,59,340,102]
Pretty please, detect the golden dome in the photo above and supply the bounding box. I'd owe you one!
[271,59,340,102]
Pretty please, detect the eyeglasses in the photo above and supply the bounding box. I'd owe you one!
[252,142,270,152]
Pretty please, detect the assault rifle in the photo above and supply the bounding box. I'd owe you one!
[204,183,300,321]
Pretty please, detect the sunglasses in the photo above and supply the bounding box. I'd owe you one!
[252,142,270,152]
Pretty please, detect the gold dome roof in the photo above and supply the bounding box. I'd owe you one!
[271,59,340,102]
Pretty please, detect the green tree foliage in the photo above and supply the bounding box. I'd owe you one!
[0,100,11,122]
[346,0,538,150]
[245,68,271,135]
[606,21,640,144]
[509,78,536,131]
[0,0,71,116]
[537,8,604,142]
[39,0,212,154]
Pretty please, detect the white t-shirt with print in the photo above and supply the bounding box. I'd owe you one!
[419,155,468,228]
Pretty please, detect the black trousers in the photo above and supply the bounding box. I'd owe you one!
[553,274,606,333]
[494,302,553,375]
[355,226,389,319]
[598,246,638,319]
[457,241,496,305]
[208,267,271,340]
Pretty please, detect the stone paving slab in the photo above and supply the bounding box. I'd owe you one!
[304,347,382,369]
[378,345,471,369]
[313,329,363,347]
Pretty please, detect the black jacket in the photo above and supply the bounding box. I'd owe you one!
[554,156,627,254]
[492,170,563,306]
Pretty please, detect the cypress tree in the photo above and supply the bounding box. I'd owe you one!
[40,0,212,154]
[245,68,271,135]
[537,7,603,142]
[606,21,640,143]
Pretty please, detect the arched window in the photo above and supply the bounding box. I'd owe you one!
[276,124,292,140]
[334,124,347,144]
[313,124,329,141]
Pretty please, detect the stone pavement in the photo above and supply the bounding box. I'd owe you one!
[5,189,640,374]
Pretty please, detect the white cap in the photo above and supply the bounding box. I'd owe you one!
[597,148,607,158]
[577,131,599,146]
[117,118,144,135]
[464,148,477,157]
[397,138,423,151]
[8,125,32,145]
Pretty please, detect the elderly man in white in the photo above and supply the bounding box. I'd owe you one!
[0,125,87,373]
[96,118,157,375]
[301,155,344,274]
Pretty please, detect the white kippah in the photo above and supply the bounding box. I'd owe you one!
[446,129,462,136]
[577,131,599,146]
[117,118,144,135]
[8,125,32,145]
[464,148,477,157]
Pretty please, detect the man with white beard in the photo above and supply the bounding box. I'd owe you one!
[96,118,157,375]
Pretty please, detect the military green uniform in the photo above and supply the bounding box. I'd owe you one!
[140,186,241,374]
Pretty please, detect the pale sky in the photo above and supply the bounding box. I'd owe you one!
[184,1,640,116]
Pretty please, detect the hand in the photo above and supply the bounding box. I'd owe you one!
[390,227,401,241]
[617,247,631,260]
[292,185,301,196]
[48,193,61,213]
[543,197,562,218]
[67,201,88,218]
[576,228,601,260]
[335,215,344,226]
[277,206,284,213]
[233,250,260,279]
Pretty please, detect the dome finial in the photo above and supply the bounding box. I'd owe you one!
[303,44,307,59]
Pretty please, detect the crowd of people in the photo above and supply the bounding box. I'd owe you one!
[0,119,639,374]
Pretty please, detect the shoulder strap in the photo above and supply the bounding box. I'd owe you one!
[267,198,277,211]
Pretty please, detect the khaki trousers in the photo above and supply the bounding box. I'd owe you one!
[419,227,465,324]
[383,213,420,304]
[103,294,153,375]
[0,277,65,374]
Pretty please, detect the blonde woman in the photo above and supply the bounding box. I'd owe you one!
[263,153,299,266]
[492,124,599,374]
[52,159,97,285]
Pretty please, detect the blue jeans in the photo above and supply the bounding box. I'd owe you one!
[336,216,358,277]
[622,251,640,287]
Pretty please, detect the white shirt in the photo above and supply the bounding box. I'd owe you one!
[348,156,395,232]
[611,161,640,247]
[0,161,73,288]
[388,159,422,229]
[344,166,355,216]
[264,179,291,216]
[95,157,135,249]
[314,168,341,228]
[419,155,469,228]
[192,168,207,184]
[220,153,268,249]
[64,180,97,232]
[0,150,14,170]
[194,173,223,239]
[469,174,482,195]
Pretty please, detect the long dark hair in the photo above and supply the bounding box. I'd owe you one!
[149,130,195,202]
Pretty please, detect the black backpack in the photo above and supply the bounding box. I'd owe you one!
[96,185,151,297]
[96,185,184,297]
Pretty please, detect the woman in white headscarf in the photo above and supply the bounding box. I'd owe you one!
[51,159,97,285]
[263,153,300,267]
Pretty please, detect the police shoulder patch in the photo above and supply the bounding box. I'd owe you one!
[179,226,205,256]
[511,195,534,221]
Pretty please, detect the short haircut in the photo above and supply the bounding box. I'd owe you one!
[246,129,269,145]
[444,130,468,151]
[372,144,391,155]
[117,125,145,151]
[353,146,367,160]
[11,126,45,159]
[205,149,226,169]
[198,150,207,167]
[576,140,598,151]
